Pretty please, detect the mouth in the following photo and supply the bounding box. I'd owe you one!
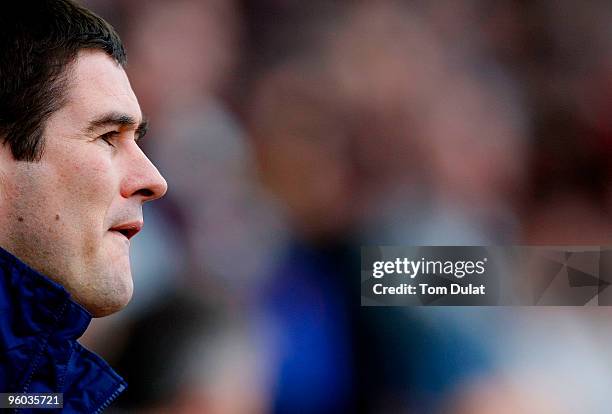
[109,221,143,240]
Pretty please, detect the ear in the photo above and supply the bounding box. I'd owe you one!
[0,139,16,247]
[0,139,14,161]
[0,140,16,187]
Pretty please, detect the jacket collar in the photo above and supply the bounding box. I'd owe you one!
[0,245,127,412]
[0,245,92,339]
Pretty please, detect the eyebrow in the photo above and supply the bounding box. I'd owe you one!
[85,111,149,140]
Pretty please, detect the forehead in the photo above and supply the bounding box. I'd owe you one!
[64,50,141,124]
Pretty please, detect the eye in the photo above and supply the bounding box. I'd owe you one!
[99,131,119,147]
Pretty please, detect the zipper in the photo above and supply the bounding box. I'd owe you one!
[93,383,126,414]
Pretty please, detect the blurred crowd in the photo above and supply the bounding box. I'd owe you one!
[79,0,612,413]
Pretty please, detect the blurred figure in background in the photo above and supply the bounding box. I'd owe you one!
[80,0,612,413]
[113,291,272,414]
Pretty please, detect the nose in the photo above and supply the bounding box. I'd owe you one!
[120,143,168,202]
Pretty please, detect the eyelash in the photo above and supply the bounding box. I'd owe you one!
[100,131,119,147]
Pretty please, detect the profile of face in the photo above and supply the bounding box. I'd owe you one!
[0,50,168,317]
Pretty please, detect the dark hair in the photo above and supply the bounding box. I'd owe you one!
[0,0,127,161]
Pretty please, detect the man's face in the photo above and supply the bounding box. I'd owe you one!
[0,50,167,317]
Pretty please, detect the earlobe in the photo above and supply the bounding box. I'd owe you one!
[0,140,15,176]
[0,139,11,166]
[0,141,18,200]
[0,138,12,157]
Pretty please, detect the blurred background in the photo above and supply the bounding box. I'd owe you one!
[79,0,612,412]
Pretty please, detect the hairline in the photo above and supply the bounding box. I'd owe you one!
[40,49,132,151]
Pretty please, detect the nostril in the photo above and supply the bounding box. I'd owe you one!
[136,188,154,197]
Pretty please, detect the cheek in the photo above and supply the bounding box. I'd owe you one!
[52,150,119,229]
[68,158,113,193]
[10,141,121,237]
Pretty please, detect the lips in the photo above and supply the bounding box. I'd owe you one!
[109,221,143,240]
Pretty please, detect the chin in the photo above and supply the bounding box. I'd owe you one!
[89,292,132,317]
[85,268,134,318]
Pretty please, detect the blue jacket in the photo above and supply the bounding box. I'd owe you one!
[0,247,127,413]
